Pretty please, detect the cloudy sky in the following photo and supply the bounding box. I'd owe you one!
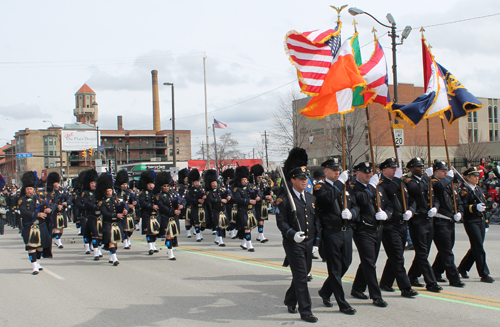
[1,0,499,161]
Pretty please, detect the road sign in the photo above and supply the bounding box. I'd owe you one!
[394,129,404,146]
[98,145,105,150]
[393,124,404,129]
[95,160,103,168]
[16,153,33,158]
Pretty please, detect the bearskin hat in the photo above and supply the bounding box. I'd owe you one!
[138,170,155,191]
[129,179,137,190]
[20,171,37,196]
[46,172,60,192]
[283,147,308,178]
[249,164,265,183]
[234,166,250,187]
[83,169,98,191]
[115,169,129,186]
[71,176,80,190]
[178,168,189,184]
[73,170,86,191]
[95,173,114,201]
[153,171,172,193]
[222,168,235,181]
[188,168,200,184]
[204,169,218,191]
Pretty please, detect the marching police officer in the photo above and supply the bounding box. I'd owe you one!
[315,158,359,315]
[429,160,465,287]
[405,157,442,292]
[276,166,320,323]
[378,158,419,298]
[350,162,392,307]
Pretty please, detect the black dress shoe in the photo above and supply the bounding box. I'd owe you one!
[94,256,100,261]
[149,250,154,255]
[449,281,465,287]
[426,283,443,292]
[380,284,395,292]
[340,306,356,315]
[436,276,446,283]
[401,288,419,298]
[458,268,469,279]
[318,289,334,307]
[481,275,495,283]
[351,290,368,300]
[284,302,297,314]
[373,298,388,307]
[300,314,318,323]
[410,279,424,287]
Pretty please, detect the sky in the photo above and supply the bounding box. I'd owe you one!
[1,0,499,161]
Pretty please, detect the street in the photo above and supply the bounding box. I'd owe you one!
[1,216,499,326]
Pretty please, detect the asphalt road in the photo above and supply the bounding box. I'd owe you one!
[1,216,499,326]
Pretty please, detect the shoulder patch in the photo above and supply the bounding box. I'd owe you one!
[277,198,283,205]
[234,187,238,192]
[405,178,412,183]
[431,179,438,183]
[312,202,315,209]
[98,201,102,206]
[18,199,23,205]
[350,184,354,189]
[460,190,467,196]
[314,184,322,191]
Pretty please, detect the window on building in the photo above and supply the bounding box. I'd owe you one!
[139,150,143,155]
[44,150,48,155]
[139,138,142,144]
[169,149,173,156]
[44,138,48,145]
[176,137,179,143]
[104,138,107,143]
[119,138,122,143]
[176,149,179,154]
[169,137,173,145]
[49,151,53,156]
[146,150,149,155]
[86,116,90,123]
[48,138,53,145]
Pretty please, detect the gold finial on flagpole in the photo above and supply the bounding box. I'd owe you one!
[420,26,425,38]
[428,44,432,49]
[372,27,378,40]
[352,18,358,33]
[330,5,348,23]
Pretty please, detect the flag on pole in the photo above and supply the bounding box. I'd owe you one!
[0,174,6,190]
[438,64,484,124]
[299,37,366,119]
[358,40,392,108]
[285,24,342,96]
[213,119,227,129]
[351,33,365,107]
[392,38,450,127]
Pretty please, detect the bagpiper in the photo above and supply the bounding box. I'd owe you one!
[46,172,68,249]
[185,169,207,242]
[204,169,231,247]
[139,170,161,255]
[250,164,272,243]
[81,169,103,259]
[115,170,136,250]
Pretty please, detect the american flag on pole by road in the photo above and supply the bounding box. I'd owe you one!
[213,119,227,129]
[285,23,342,96]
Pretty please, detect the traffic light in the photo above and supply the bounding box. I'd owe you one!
[82,149,87,158]
[89,148,93,157]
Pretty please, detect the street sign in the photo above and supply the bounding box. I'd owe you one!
[98,145,105,150]
[16,153,33,158]
[394,129,404,146]
[95,160,103,168]
[393,124,404,129]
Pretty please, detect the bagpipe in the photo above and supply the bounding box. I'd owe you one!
[195,186,207,224]
[246,184,259,229]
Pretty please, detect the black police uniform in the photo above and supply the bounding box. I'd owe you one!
[350,174,392,302]
[314,160,360,311]
[276,169,320,320]
[378,163,416,293]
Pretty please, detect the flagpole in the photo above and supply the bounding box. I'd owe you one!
[341,114,347,210]
[427,118,433,208]
[365,106,381,209]
[213,122,218,174]
[203,54,210,170]
[441,117,458,213]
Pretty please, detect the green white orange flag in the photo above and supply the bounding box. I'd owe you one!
[299,37,366,119]
[351,33,365,107]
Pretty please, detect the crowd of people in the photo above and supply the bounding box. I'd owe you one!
[0,150,496,324]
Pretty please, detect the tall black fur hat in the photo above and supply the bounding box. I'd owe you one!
[21,171,37,196]
[178,168,189,183]
[138,170,155,191]
[83,169,98,191]
[234,166,250,187]
[153,171,172,193]
[188,168,200,184]
[204,169,218,191]
[46,172,60,193]
[95,173,114,201]
[222,168,235,181]
[283,147,308,178]
[129,179,137,190]
[249,164,264,183]
[115,169,129,186]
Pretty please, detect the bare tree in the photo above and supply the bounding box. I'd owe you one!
[456,130,488,164]
[196,133,245,172]
[269,89,311,156]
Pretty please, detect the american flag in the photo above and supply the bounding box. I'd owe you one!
[213,119,227,129]
[285,23,341,96]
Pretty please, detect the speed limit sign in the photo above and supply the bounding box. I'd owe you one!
[394,129,404,146]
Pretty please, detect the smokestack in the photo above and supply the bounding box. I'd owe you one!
[152,70,161,132]
[117,116,123,130]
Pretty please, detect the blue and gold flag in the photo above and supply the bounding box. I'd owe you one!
[438,64,484,124]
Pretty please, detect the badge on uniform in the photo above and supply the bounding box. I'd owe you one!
[277,198,283,205]
[314,184,322,191]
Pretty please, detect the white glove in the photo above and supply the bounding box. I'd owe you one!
[485,228,489,233]
[342,208,352,220]
[312,246,319,254]
[369,174,379,188]
[446,170,454,178]
[403,210,413,221]
[394,168,403,179]
[477,203,486,212]
[293,231,306,243]
[428,207,437,217]
[453,212,462,222]
[338,171,349,184]
[375,209,388,221]
[425,167,433,177]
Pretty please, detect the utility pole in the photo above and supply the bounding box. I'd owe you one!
[264,130,269,171]
[203,55,210,168]
[201,142,205,160]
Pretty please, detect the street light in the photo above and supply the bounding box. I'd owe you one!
[43,119,54,127]
[163,82,176,167]
[348,7,412,105]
